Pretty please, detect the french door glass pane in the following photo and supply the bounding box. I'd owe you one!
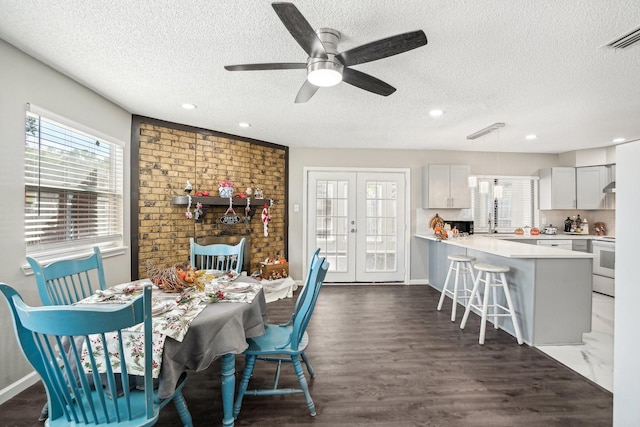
[316,180,349,272]
[364,180,397,273]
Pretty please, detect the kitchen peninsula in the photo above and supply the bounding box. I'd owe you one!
[416,234,594,346]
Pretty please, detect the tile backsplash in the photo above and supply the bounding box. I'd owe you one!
[417,208,616,236]
[417,209,472,234]
[540,210,616,236]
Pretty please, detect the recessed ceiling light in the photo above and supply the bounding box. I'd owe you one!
[181,103,197,110]
[613,137,625,143]
[525,134,537,140]
[238,122,251,128]
[429,109,444,117]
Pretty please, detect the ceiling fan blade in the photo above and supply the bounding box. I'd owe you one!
[272,2,327,59]
[224,63,306,71]
[295,79,319,103]
[336,30,427,67]
[342,68,396,96]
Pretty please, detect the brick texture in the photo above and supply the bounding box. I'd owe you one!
[137,123,286,278]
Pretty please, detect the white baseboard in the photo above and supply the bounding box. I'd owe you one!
[0,371,40,406]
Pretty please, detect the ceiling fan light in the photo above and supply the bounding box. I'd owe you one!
[307,57,344,87]
[308,68,342,87]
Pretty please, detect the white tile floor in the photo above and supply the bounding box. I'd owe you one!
[536,292,614,392]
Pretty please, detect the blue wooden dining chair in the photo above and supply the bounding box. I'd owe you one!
[27,247,109,421]
[27,246,107,306]
[0,283,194,427]
[276,248,321,377]
[189,237,245,273]
[233,256,329,418]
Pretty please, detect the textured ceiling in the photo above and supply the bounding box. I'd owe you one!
[1,0,640,153]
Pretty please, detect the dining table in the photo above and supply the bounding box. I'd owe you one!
[160,278,267,427]
[77,273,268,427]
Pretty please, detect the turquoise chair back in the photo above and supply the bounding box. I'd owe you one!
[290,257,329,351]
[189,237,245,273]
[0,283,193,426]
[281,248,321,327]
[26,246,107,306]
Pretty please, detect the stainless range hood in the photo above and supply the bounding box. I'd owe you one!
[603,181,616,193]
[602,164,616,193]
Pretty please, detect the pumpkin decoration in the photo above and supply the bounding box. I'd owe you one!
[430,213,445,230]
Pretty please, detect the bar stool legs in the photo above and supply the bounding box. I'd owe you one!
[460,263,523,345]
[437,255,479,321]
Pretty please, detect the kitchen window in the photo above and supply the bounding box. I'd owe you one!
[471,176,539,233]
[24,104,124,260]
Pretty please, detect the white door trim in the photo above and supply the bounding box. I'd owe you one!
[302,167,411,283]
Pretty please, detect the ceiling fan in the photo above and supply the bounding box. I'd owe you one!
[224,2,428,103]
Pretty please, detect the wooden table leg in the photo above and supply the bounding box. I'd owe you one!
[221,353,236,427]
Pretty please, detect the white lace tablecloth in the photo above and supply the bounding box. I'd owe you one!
[259,276,298,303]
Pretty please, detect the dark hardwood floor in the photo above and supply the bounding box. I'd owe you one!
[0,285,612,426]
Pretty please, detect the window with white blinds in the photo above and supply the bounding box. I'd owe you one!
[471,176,539,233]
[24,106,124,256]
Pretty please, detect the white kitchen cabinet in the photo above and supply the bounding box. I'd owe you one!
[422,164,471,209]
[576,166,607,210]
[538,167,576,210]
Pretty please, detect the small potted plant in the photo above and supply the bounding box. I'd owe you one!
[218,179,234,198]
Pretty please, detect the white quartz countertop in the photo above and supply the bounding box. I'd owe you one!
[415,234,594,259]
[485,233,614,241]
[491,233,590,240]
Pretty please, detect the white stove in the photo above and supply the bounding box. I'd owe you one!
[592,237,615,297]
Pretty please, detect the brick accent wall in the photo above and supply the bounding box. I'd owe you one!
[135,119,286,278]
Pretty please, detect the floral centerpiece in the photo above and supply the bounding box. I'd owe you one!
[218,179,234,198]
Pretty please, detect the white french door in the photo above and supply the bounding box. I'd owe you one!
[306,169,407,283]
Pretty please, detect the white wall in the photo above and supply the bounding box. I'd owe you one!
[287,147,559,281]
[613,140,640,426]
[0,40,132,399]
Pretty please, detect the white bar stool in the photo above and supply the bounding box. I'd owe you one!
[460,263,523,345]
[436,254,480,321]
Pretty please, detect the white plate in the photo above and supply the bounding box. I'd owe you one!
[220,283,252,293]
[152,299,176,316]
[112,280,151,293]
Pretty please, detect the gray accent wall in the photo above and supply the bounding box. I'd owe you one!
[0,39,132,398]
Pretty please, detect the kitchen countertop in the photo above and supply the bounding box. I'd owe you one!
[483,233,613,241]
[415,234,594,259]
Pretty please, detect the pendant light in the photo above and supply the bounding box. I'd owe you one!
[479,180,490,194]
[493,127,503,200]
[468,176,478,188]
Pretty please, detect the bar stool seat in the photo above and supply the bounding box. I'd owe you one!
[436,254,480,321]
[460,262,523,345]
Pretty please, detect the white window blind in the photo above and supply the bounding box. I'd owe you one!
[471,176,539,233]
[24,105,124,256]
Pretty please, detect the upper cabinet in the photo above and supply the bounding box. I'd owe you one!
[576,165,615,210]
[576,166,606,210]
[540,166,614,210]
[539,167,576,210]
[422,164,471,209]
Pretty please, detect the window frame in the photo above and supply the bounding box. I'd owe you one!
[470,175,540,233]
[23,104,126,267]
